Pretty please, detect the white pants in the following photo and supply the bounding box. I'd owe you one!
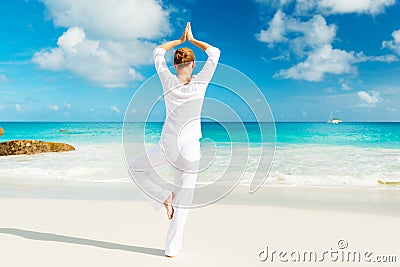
[129,140,200,256]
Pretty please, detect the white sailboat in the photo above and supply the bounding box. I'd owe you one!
[327,111,342,124]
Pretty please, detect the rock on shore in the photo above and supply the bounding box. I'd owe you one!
[0,140,75,156]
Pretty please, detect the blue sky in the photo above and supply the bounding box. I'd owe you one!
[0,0,400,122]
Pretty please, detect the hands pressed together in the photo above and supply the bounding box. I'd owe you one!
[157,22,210,52]
[179,22,195,44]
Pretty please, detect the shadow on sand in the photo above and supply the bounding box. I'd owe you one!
[0,228,165,257]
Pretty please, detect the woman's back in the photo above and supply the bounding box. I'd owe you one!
[153,46,220,142]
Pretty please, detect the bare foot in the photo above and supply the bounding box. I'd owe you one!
[164,192,174,220]
[165,251,180,258]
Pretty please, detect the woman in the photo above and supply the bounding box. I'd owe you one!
[129,22,220,257]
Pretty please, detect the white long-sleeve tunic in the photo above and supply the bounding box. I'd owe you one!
[153,46,220,147]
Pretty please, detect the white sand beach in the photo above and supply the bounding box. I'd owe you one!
[0,184,399,267]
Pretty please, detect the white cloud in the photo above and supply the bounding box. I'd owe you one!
[293,0,316,14]
[258,0,396,15]
[317,0,395,15]
[356,53,398,63]
[33,27,150,88]
[256,0,293,7]
[33,0,171,88]
[64,102,72,110]
[358,90,381,104]
[47,104,60,111]
[271,54,291,61]
[0,74,7,81]
[382,29,400,55]
[110,105,121,114]
[40,0,170,40]
[256,10,287,45]
[15,104,23,112]
[275,45,356,81]
[286,14,336,55]
[289,0,395,15]
[341,83,351,90]
[257,12,336,53]
[258,13,354,81]
[257,6,397,82]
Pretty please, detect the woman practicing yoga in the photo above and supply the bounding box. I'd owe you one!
[129,22,220,257]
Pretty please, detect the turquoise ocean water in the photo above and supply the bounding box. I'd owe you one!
[0,122,399,188]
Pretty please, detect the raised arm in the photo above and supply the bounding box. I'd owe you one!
[156,24,188,51]
[186,23,220,83]
[186,22,212,51]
